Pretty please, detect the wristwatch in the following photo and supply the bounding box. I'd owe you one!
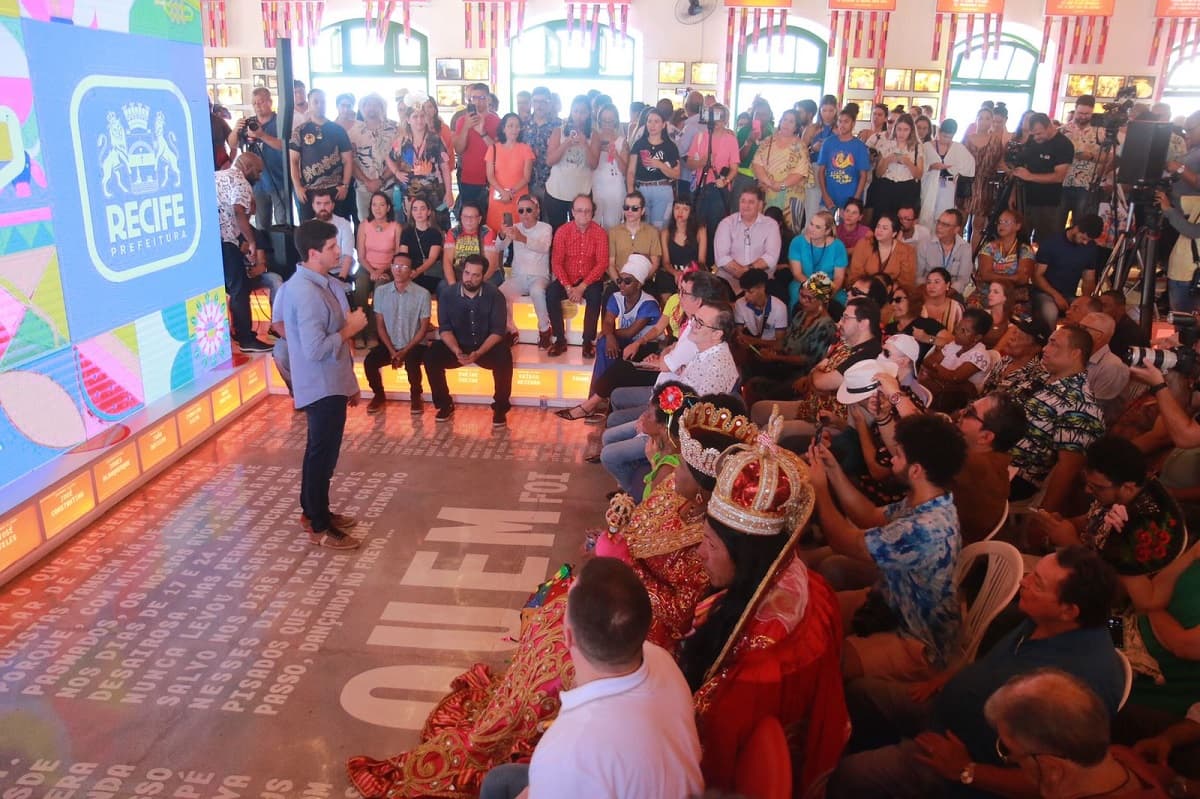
[959,763,976,785]
[888,391,903,407]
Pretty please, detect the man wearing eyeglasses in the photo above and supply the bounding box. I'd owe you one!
[498,195,554,348]
[548,195,609,357]
[828,546,1124,799]
[712,186,781,293]
[1030,213,1103,331]
[452,82,501,219]
[916,210,972,298]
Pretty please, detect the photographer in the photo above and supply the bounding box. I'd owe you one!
[1158,189,1200,314]
[1129,354,1200,449]
[1166,110,1200,200]
[1010,113,1074,244]
[1058,95,1106,229]
[228,88,287,232]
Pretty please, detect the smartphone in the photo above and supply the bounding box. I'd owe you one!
[502,212,513,227]
[752,118,762,137]
[640,150,652,165]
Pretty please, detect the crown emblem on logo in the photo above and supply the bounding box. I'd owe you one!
[123,102,152,131]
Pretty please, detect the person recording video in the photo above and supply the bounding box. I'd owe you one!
[1009,113,1074,245]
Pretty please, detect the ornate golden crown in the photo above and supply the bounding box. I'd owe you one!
[708,408,813,536]
[678,402,758,477]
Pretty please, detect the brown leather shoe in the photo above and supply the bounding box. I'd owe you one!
[538,329,553,349]
[300,512,358,531]
[367,395,386,414]
[309,530,360,550]
[548,338,567,357]
[582,341,596,359]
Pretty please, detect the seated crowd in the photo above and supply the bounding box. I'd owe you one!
[218,82,1200,798]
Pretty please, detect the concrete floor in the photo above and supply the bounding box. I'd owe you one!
[0,396,609,797]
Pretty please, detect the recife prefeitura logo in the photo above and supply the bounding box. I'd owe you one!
[70,77,202,282]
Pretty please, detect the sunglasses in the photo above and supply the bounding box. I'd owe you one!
[517,207,536,214]
[623,205,643,212]
[891,295,907,303]
[848,288,868,297]
[617,276,638,285]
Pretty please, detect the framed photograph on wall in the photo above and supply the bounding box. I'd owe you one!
[214,83,243,107]
[658,61,686,84]
[265,57,277,70]
[691,62,718,85]
[435,58,463,81]
[851,99,873,120]
[266,75,278,89]
[203,57,213,79]
[213,57,241,80]
[1095,75,1123,99]
[882,96,910,113]
[1127,76,1154,99]
[252,57,267,71]
[1065,74,1096,98]
[847,67,876,91]
[884,68,912,92]
[920,98,939,119]
[913,69,942,94]
[463,58,489,81]
[436,84,464,108]
[252,74,268,88]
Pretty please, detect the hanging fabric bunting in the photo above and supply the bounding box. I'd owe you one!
[724,7,736,103]
[993,12,1002,57]
[766,9,775,50]
[621,4,628,38]
[1049,13,1069,116]
[778,9,787,53]
[867,11,876,59]
[1070,16,1082,63]
[932,13,943,60]
[932,0,1005,65]
[829,9,839,55]
[261,1,324,48]
[1043,0,1113,65]
[201,0,227,48]
[590,3,600,49]
[963,13,975,57]
[876,12,890,102]
[566,2,573,37]
[939,13,958,117]
[752,8,762,48]
[1040,14,1052,63]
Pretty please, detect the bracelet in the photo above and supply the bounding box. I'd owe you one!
[877,415,894,427]
[1148,382,1169,395]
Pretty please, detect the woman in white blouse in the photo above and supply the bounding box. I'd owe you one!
[868,113,924,221]
[919,119,976,230]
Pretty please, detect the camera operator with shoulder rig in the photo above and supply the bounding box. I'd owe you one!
[1009,113,1074,244]
[1158,187,1200,314]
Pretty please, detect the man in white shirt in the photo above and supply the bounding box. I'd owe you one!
[497,194,554,347]
[734,269,788,344]
[478,558,703,799]
[310,189,356,279]
[896,204,931,247]
[712,186,781,292]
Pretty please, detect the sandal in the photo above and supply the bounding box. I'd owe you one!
[555,405,590,421]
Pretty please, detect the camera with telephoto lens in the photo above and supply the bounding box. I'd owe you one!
[245,118,260,132]
[1125,312,1198,375]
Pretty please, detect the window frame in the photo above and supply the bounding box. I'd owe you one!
[308,18,429,81]
[508,20,636,111]
[734,24,827,109]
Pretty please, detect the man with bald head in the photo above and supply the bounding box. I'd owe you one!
[1080,311,1129,420]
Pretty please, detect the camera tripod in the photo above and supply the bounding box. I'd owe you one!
[1093,183,1163,340]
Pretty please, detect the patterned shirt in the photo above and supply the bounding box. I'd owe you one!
[214,167,252,244]
[1062,122,1103,188]
[551,221,609,287]
[865,492,962,666]
[979,239,1035,279]
[349,119,400,183]
[676,341,739,396]
[288,120,352,190]
[1012,371,1105,487]
[524,116,561,192]
[983,354,1048,397]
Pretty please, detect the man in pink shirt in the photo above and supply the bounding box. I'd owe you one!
[452,82,501,220]
[547,194,609,358]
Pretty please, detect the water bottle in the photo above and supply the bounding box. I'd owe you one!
[539,395,548,411]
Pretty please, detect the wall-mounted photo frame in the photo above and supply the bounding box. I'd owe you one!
[913,69,942,94]
[436,84,464,108]
[847,67,876,91]
[204,57,214,79]
[266,57,277,70]
[252,74,269,88]
[213,56,241,80]
[1065,74,1096,98]
[1095,75,1123,99]
[435,58,463,81]
[266,75,278,89]
[882,96,910,113]
[919,98,939,119]
[463,58,489,81]
[252,56,268,71]
[884,68,912,92]
[1126,76,1154,99]
[691,62,718,85]
[658,61,686,84]
[851,98,873,121]
[657,88,684,105]
[214,83,243,107]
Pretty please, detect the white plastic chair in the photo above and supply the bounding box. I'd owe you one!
[1116,649,1133,711]
[956,541,1024,663]
[983,500,1010,541]
[910,382,934,408]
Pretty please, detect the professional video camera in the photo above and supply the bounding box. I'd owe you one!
[1002,138,1026,169]
[1126,312,1199,376]
[1091,85,1138,133]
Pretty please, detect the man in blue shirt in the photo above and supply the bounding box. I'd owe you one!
[230,88,287,235]
[281,220,367,550]
[816,108,871,212]
[828,545,1123,798]
[425,254,513,427]
[1031,213,1103,330]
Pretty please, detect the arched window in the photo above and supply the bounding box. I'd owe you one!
[510,21,635,117]
[1163,50,1200,121]
[309,19,429,107]
[946,35,1038,130]
[736,26,826,119]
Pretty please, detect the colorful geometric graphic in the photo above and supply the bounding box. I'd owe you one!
[187,287,231,372]
[74,324,143,424]
[133,300,191,406]
[0,224,68,370]
[0,18,50,219]
[18,0,201,44]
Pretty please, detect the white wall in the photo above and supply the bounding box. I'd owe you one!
[207,0,1175,117]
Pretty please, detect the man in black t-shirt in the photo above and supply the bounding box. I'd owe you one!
[288,89,353,222]
[1012,113,1074,245]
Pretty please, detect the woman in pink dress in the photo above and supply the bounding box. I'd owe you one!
[484,113,534,234]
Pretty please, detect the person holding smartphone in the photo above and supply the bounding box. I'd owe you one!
[451,82,501,220]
